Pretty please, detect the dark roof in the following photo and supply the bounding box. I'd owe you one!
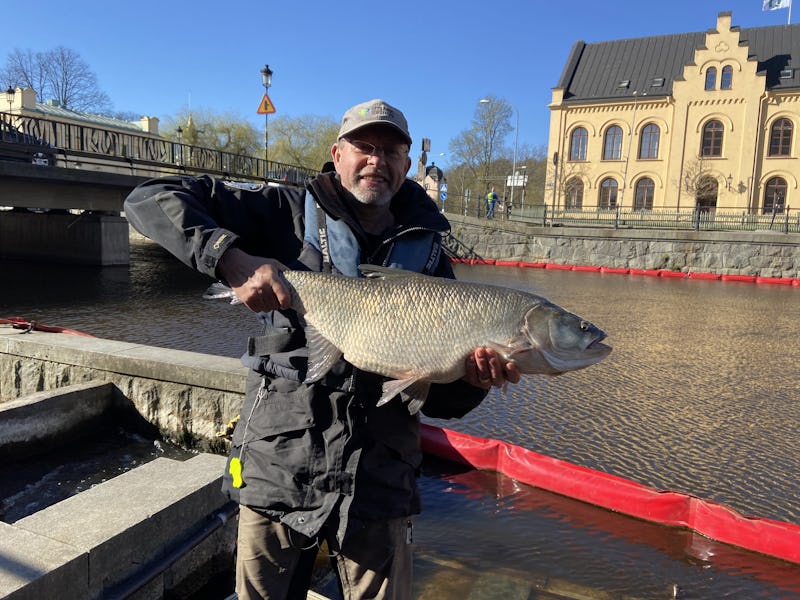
[557,21,800,102]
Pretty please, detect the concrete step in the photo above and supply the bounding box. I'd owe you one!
[1,452,234,600]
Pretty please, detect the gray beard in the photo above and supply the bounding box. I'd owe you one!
[350,187,392,207]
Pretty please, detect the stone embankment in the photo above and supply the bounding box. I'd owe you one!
[446,214,800,279]
[0,330,246,599]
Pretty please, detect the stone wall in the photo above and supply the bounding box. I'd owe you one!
[447,215,800,278]
[0,330,246,451]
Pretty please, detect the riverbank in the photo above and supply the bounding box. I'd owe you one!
[445,213,800,280]
[450,257,800,286]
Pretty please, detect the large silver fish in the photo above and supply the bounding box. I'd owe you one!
[282,265,611,414]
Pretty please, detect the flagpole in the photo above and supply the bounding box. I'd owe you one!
[789,0,792,24]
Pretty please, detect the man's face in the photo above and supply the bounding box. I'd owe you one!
[331,126,411,207]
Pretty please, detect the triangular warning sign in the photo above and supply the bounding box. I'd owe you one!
[257,93,276,115]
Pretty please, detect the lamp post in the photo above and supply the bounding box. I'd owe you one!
[260,64,273,175]
[620,90,642,211]
[175,126,183,166]
[5,86,14,120]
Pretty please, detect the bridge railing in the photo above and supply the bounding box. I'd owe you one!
[0,111,317,185]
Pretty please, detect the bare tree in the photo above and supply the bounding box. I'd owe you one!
[448,96,512,192]
[2,46,110,113]
[681,157,720,207]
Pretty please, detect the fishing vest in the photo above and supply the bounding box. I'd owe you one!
[302,192,442,276]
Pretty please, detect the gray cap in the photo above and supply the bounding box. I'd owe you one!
[337,99,412,146]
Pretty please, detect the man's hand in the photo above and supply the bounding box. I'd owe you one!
[463,346,522,390]
[217,247,291,313]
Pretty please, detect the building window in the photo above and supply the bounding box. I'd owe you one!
[638,123,660,159]
[565,177,584,209]
[705,66,717,90]
[701,120,724,157]
[569,127,588,161]
[603,125,623,160]
[599,178,618,209]
[768,118,793,157]
[634,178,655,210]
[763,177,787,214]
[721,65,733,90]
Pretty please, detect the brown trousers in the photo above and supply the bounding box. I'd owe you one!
[235,505,413,600]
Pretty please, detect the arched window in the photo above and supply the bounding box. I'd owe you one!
[569,127,588,161]
[599,178,618,209]
[638,123,660,159]
[603,125,623,160]
[634,178,655,210]
[701,120,724,157]
[763,177,787,214]
[768,118,793,157]
[565,177,584,209]
[705,66,717,91]
[721,65,733,90]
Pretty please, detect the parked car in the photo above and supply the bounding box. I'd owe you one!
[0,122,56,166]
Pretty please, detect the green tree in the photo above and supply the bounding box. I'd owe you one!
[163,109,260,157]
[268,114,340,170]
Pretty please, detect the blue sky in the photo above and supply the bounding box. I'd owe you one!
[2,1,793,168]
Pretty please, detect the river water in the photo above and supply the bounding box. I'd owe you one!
[2,240,799,599]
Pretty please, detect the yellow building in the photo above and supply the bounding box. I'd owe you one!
[546,11,798,216]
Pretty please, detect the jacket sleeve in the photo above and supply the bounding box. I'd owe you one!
[422,378,488,419]
[123,175,305,279]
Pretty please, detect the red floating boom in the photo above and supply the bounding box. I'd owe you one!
[420,424,800,565]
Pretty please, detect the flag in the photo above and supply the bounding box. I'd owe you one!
[763,0,791,10]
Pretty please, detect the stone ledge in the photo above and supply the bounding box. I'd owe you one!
[9,453,233,600]
[0,330,246,394]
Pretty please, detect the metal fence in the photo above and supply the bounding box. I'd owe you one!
[440,194,798,234]
[0,111,317,185]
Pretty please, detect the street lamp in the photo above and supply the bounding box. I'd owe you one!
[5,86,14,117]
[726,173,733,191]
[620,90,643,211]
[260,64,273,173]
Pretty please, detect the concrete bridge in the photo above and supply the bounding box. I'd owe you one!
[0,111,316,265]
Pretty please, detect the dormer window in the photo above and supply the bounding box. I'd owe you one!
[617,80,630,89]
[779,68,794,79]
[650,77,665,87]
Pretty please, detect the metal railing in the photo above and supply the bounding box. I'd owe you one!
[439,194,798,234]
[0,111,317,185]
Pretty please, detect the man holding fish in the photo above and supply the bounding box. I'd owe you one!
[124,98,609,600]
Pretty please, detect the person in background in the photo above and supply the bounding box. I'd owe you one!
[124,98,520,600]
[485,187,498,218]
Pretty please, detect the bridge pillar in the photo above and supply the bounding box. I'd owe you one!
[0,210,130,265]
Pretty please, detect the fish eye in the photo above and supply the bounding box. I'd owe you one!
[580,321,589,331]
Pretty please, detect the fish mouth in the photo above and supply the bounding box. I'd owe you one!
[586,332,612,354]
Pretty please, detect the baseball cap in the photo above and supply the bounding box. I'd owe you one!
[337,99,412,146]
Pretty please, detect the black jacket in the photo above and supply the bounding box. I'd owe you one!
[124,173,487,545]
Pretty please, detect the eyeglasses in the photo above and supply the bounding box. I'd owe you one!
[344,138,408,161]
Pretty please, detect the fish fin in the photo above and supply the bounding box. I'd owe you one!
[303,325,343,383]
[358,264,426,279]
[377,378,431,414]
[486,340,517,359]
